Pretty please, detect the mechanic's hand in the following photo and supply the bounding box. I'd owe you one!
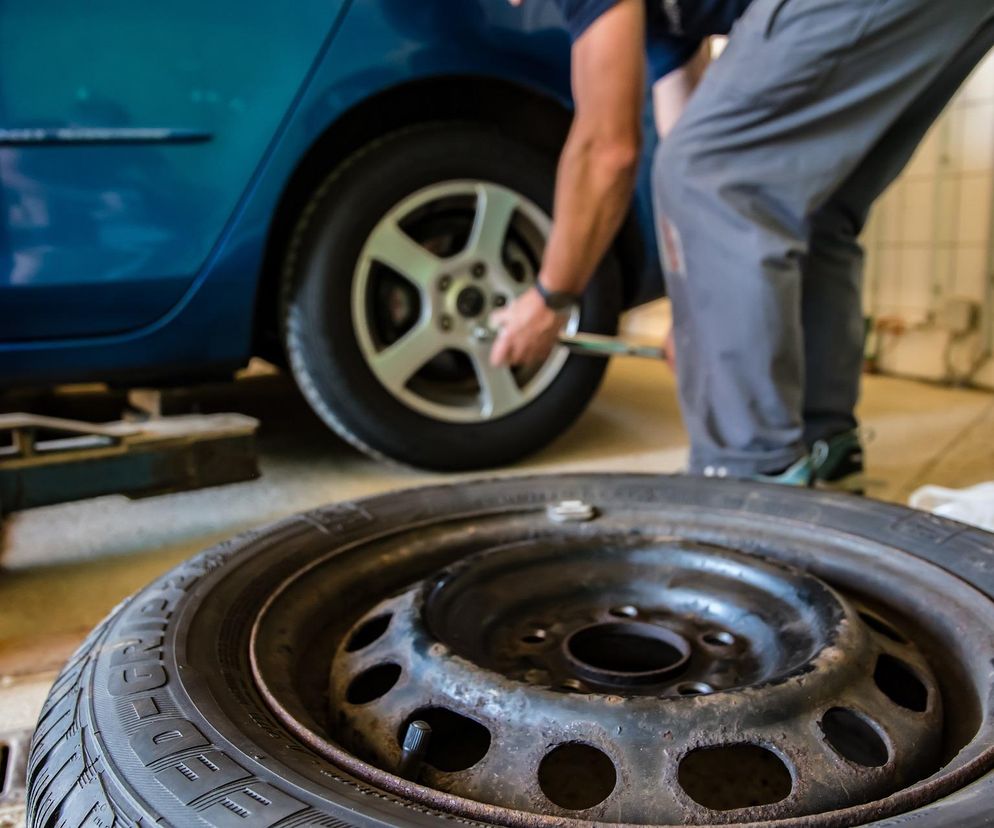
[489,288,566,367]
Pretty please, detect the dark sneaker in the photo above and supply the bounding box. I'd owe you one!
[752,447,827,487]
[812,429,865,494]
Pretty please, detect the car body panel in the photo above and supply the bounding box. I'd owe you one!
[0,0,348,341]
[0,0,663,387]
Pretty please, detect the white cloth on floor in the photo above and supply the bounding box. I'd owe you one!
[909,483,994,533]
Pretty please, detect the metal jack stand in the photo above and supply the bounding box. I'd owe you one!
[0,396,259,516]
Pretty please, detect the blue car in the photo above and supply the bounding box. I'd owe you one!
[0,0,663,470]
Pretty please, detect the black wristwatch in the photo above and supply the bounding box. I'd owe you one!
[534,279,581,312]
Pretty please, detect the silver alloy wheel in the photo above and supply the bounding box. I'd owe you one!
[351,180,580,423]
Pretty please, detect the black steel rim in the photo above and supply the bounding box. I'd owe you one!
[247,478,994,827]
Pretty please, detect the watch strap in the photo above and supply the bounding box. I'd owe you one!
[535,280,581,312]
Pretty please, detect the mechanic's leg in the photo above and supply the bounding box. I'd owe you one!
[655,0,994,476]
[800,200,865,447]
[802,30,994,446]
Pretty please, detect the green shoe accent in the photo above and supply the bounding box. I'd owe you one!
[753,447,825,487]
[812,429,866,494]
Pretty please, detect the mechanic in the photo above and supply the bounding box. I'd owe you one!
[491,0,994,486]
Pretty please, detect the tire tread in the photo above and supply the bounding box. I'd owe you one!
[27,616,135,828]
[280,125,437,470]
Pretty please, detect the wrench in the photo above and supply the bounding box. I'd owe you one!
[471,325,668,361]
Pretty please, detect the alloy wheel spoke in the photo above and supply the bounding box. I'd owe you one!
[473,355,526,419]
[370,322,444,392]
[466,183,519,265]
[365,220,440,290]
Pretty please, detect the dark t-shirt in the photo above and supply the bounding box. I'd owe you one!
[555,0,752,79]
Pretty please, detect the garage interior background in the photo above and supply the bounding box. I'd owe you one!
[862,51,994,388]
[1,33,993,828]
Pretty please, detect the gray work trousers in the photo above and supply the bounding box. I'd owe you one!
[654,0,994,477]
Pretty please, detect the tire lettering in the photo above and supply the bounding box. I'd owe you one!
[137,597,173,621]
[108,663,167,696]
[155,751,251,804]
[130,718,210,765]
[201,782,307,827]
[890,512,963,545]
[110,634,164,666]
[161,571,203,592]
[102,562,308,825]
[131,697,160,720]
[117,619,169,634]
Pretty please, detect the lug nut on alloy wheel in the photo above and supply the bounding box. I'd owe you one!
[440,315,453,331]
[438,275,451,291]
[494,295,507,307]
[472,262,487,278]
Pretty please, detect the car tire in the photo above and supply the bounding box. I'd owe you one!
[25,475,994,828]
[281,123,622,471]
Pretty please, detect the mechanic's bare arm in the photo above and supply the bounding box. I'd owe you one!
[539,0,646,295]
[491,0,646,367]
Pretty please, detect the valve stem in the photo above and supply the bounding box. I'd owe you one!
[398,720,432,781]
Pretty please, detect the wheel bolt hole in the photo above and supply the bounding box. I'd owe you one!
[859,611,908,644]
[874,654,929,712]
[677,682,714,696]
[346,663,401,705]
[702,631,736,648]
[521,630,547,645]
[609,605,639,619]
[678,744,793,811]
[820,707,889,767]
[345,613,392,653]
[398,708,490,773]
[538,743,616,811]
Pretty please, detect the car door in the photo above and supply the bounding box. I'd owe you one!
[0,1,346,341]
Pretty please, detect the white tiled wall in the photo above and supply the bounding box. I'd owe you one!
[863,52,994,388]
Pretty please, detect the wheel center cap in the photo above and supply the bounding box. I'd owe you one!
[455,286,486,318]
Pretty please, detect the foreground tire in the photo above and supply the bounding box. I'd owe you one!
[27,476,994,827]
[281,124,622,471]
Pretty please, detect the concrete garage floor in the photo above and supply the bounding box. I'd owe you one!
[0,306,992,823]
